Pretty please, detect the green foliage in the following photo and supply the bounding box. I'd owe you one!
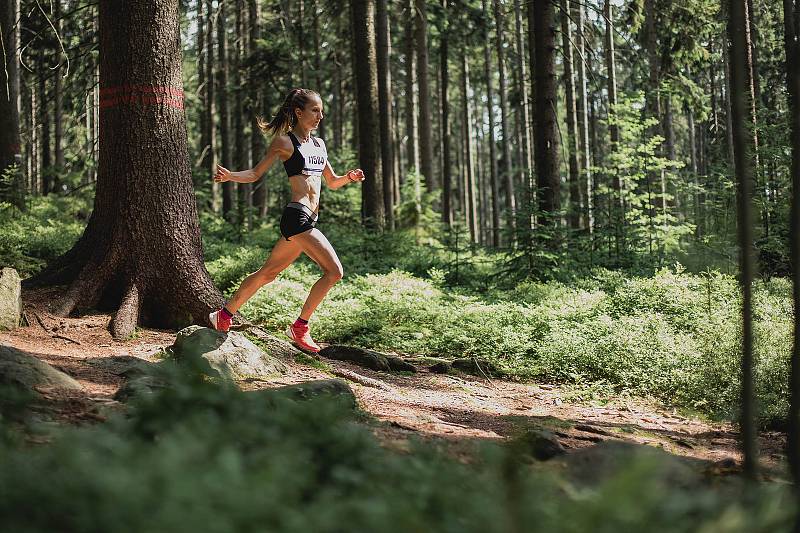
[240,262,792,425]
[0,370,792,532]
[0,193,89,277]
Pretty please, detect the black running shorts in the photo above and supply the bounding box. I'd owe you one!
[279,202,318,240]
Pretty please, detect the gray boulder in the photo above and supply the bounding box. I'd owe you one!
[169,326,287,381]
[0,268,21,330]
[0,344,82,391]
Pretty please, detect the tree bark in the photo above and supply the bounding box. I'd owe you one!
[530,0,560,224]
[414,0,435,192]
[351,0,384,229]
[404,0,420,210]
[26,0,223,338]
[728,0,758,481]
[376,0,395,229]
[54,0,64,175]
[560,0,581,230]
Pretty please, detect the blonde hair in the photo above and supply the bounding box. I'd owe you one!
[258,88,321,135]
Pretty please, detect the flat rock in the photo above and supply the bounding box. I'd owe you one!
[0,344,82,392]
[0,268,21,330]
[169,326,287,381]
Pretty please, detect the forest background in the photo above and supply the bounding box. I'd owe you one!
[2,0,800,530]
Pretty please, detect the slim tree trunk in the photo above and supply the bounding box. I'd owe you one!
[560,0,582,230]
[27,0,223,338]
[605,0,623,252]
[312,0,325,140]
[514,0,533,226]
[39,47,51,195]
[575,2,592,232]
[482,0,500,247]
[351,0,384,229]
[783,0,800,494]
[414,0,435,192]
[0,0,21,193]
[205,0,218,212]
[493,0,515,233]
[54,0,64,176]
[376,0,395,229]
[440,0,453,226]
[728,0,758,481]
[404,0,420,210]
[249,0,266,218]
[234,0,249,227]
[217,0,234,221]
[530,0,560,224]
[462,53,478,242]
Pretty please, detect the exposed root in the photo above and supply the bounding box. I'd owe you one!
[51,248,121,318]
[112,284,140,340]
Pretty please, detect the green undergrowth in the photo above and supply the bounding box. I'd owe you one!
[0,372,792,532]
[231,262,792,426]
[0,195,89,277]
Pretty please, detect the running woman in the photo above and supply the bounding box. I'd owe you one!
[208,88,365,352]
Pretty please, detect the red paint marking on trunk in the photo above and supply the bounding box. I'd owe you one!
[99,85,185,110]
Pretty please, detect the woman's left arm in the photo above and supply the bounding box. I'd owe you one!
[323,160,365,190]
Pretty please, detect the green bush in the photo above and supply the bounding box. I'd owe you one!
[0,374,792,532]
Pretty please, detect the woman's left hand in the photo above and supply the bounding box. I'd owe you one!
[347,169,366,183]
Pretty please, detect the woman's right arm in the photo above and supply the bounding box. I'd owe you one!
[213,136,289,184]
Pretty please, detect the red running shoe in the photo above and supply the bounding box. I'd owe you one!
[209,309,232,332]
[286,323,321,353]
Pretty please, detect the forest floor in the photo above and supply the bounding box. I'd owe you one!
[7,288,789,481]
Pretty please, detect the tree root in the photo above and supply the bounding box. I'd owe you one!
[112,284,140,340]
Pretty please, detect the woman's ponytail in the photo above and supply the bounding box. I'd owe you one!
[258,88,319,136]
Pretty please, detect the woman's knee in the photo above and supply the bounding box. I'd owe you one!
[252,267,279,285]
[324,264,344,283]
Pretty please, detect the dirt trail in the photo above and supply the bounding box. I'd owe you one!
[5,291,787,478]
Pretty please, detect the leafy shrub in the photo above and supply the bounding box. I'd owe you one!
[0,373,792,532]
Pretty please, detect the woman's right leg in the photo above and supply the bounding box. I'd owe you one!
[224,237,303,314]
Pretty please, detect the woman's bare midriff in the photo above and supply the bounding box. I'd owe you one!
[288,173,322,214]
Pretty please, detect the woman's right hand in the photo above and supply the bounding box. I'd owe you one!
[213,164,231,183]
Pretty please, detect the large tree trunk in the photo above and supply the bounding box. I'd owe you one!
[440,0,452,226]
[376,0,395,229]
[414,0,435,192]
[783,0,800,491]
[560,0,582,230]
[493,0,515,234]
[728,0,758,481]
[0,0,21,194]
[530,0,560,224]
[26,0,223,339]
[482,0,500,247]
[351,0,384,229]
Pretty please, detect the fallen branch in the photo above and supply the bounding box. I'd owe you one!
[330,368,393,391]
[53,333,81,345]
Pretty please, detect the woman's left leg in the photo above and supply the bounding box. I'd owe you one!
[290,228,344,320]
